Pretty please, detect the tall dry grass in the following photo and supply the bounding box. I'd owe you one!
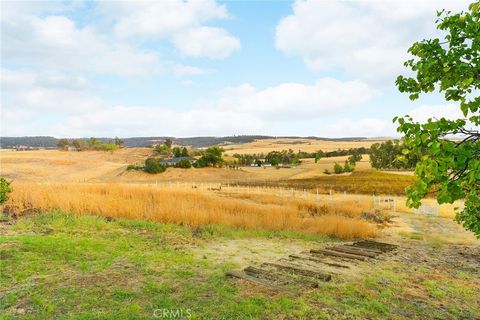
[220,192,375,218]
[7,182,377,239]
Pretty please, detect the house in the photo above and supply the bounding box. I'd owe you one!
[161,156,197,166]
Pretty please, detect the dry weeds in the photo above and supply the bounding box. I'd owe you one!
[7,182,378,239]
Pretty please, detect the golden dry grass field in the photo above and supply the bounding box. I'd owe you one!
[222,137,384,155]
[0,138,459,223]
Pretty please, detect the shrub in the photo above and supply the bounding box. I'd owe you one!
[333,163,344,174]
[144,158,166,174]
[343,161,355,173]
[98,143,119,152]
[175,159,192,169]
[0,177,12,205]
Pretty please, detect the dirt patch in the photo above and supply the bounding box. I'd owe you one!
[195,238,321,268]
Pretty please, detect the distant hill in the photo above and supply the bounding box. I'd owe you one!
[0,135,370,149]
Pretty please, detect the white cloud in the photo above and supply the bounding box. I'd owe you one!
[318,118,396,138]
[1,68,375,137]
[276,0,470,84]
[51,106,264,137]
[100,0,239,59]
[104,0,228,39]
[1,69,107,115]
[172,27,240,58]
[1,0,238,78]
[406,104,465,123]
[2,13,160,77]
[216,78,375,120]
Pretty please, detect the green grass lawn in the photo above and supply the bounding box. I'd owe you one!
[1,211,479,319]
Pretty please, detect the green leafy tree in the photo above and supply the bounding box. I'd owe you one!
[369,140,414,169]
[195,147,225,167]
[164,138,173,149]
[343,160,354,173]
[144,158,166,174]
[395,2,480,237]
[172,147,182,157]
[348,152,362,166]
[57,138,69,150]
[181,147,189,157]
[314,150,324,163]
[72,139,85,151]
[154,144,172,156]
[87,137,97,149]
[175,159,192,169]
[114,136,124,147]
[0,177,12,205]
[333,163,344,174]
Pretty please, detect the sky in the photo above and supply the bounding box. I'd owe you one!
[0,0,471,138]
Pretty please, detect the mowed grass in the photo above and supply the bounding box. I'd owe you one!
[1,213,479,319]
[8,182,378,239]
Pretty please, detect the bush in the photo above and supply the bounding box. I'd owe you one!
[98,143,119,152]
[343,161,355,173]
[333,163,344,174]
[0,177,12,205]
[323,169,331,175]
[144,158,166,174]
[175,159,192,169]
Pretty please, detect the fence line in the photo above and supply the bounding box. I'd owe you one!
[146,181,417,213]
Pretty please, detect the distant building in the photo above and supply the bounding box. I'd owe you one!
[161,156,197,166]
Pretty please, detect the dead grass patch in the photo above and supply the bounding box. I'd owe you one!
[7,182,377,239]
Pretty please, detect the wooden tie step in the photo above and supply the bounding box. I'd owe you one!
[326,245,380,258]
[227,239,398,291]
[244,266,320,288]
[261,262,332,282]
[310,249,368,261]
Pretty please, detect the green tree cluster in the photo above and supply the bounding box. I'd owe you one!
[195,147,225,167]
[172,147,189,157]
[144,158,167,174]
[369,140,418,170]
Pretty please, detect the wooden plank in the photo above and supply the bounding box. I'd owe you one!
[226,270,296,294]
[262,262,332,282]
[353,240,398,252]
[343,245,383,254]
[289,254,350,269]
[244,266,319,288]
[327,246,379,258]
[310,249,368,261]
